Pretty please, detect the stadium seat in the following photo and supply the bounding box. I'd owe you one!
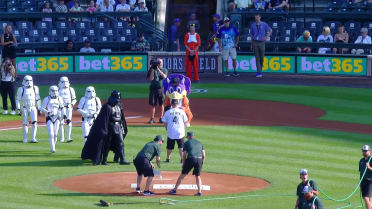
[103,29,118,37]
[7,0,18,7]
[36,21,52,30]
[325,21,342,34]
[39,36,52,43]
[16,21,33,30]
[84,29,97,36]
[113,21,129,29]
[94,21,108,29]
[287,21,304,31]
[345,21,361,34]
[56,21,72,29]
[75,21,90,30]
[230,14,242,31]
[57,36,70,43]
[24,7,36,12]
[97,35,112,42]
[13,29,25,38]
[280,36,293,42]
[66,29,82,37]
[29,29,40,42]
[0,22,13,29]
[117,36,131,42]
[20,37,34,43]
[7,7,20,12]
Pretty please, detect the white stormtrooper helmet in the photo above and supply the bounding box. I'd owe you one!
[49,85,59,98]
[22,75,34,88]
[58,76,70,88]
[85,86,96,99]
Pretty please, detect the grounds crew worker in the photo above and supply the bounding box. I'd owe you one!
[302,186,323,209]
[295,169,319,209]
[169,131,205,196]
[133,135,163,196]
[360,145,372,209]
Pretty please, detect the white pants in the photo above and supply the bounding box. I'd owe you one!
[22,106,38,142]
[81,117,94,143]
[60,107,73,142]
[47,119,60,152]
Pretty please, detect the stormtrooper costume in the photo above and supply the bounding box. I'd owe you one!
[40,86,64,153]
[16,75,41,143]
[58,76,76,143]
[77,86,102,143]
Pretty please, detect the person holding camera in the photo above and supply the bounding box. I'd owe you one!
[1,25,17,68]
[1,58,17,115]
[147,58,167,124]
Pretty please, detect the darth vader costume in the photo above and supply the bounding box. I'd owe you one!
[81,90,130,165]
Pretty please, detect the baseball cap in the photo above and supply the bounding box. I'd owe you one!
[171,99,179,105]
[300,169,308,175]
[84,39,90,43]
[302,186,313,194]
[154,135,163,142]
[187,131,194,137]
[224,17,230,22]
[362,145,371,151]
[174,18,180,23]
[138,0,145,3]
[213,14,221,19]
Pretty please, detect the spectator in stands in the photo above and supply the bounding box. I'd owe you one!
[169,18,181,51]
[87,1,97,13]
[227,1,237,12]
[208,14,223,52]
[253,0,267,11]
[128,16,139,28]
[351,28,372,55]
[317,26,333,54]
[96,0,115,10]
[116,0,131,12]
[0,58,17,115]
[249,14,272,78]
[328,0,351,12]
[70,1,84,23]
[62,39,75,52]
[56,0,68,15]
[80,39,96,53]
[131,33,151,51]
[212,14,222,34]
[187,13,200,30]
[333,25,349,54]
[98,0,114,12]
[296,30,312,53]
[128,0,136,10]
[1,25,17,69]
[268,0,289,11]
[234,0,253,10]
[42,2,53,22]
[67,0,76,9]
[134,0,149,12]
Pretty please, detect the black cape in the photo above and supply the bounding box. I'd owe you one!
[81,102,128,165]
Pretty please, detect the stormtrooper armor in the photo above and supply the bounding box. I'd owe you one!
[77,86,102,142]
[40,86,64,153]
[58,76,76,142]
[16,75,41,143]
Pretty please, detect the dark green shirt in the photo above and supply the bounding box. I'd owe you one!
[303,196,323,209]
[131,39,150,51]
[149,68,167,89]
[136,141,161,161]
[359,156,372,180]
[297,180,318,209]
[183,138,204,158]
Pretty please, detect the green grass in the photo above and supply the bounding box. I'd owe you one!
[2,83,372,124]
[0,125,369,209]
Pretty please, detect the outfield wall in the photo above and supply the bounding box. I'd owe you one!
[14,52,372,77]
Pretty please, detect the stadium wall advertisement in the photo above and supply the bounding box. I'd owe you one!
[15,53,370,76]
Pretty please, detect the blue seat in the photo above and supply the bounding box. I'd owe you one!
[16,21,33,30]
[345,21,361,34]
[24,7,36,12]
[84,29,98,36]
[56,21,71,29]
[29,29,40,42]
[103,29,118,37]
[94,21,108,29]
[75,21,90,30]
[13,29,25,38]
[39,36,52,43]
[57,36,70,43]
[0,22,13,29]
[113,21,128,30]
[7,7,20,12]
[7,0,18,7]
[97,35,112,42]
[36,21,51,30]
[117,36,131,42]
[280,36,293,42]
[20,37,34,43]
[325,21,342,34]
[66,29,81,37]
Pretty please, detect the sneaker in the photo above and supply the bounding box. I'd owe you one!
[23,139,28,143]
[224,72,230,77]
[194,192,202,196]
[10,110,16,115]
[186,123,191,127]
[143,190,155,196]
[51,150,56,153]
[256,73,263,78]
[136,188,141,194]
[30,139,38,143]
[165,158,170,163]
[67,139,73,143]
[159,118,163,123]
[148,118,155,124]
[180,160,183,164]
[2,110,8,115]
[101,161,108,165]
[119,161,130,165]
[169,189,177,195]
[233,72,239,77]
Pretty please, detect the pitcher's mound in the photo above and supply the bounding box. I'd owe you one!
[54,171,270,196]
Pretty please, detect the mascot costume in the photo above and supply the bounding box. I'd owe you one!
[162,74,193,126]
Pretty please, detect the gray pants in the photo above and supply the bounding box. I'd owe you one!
[253,41,266,73]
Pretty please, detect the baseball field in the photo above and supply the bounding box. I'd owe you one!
[1,82,371,209]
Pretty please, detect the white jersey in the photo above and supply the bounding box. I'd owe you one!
[162,107,188,139]
[41,96,64,122]
[77,96,102,118]
[16,86,41,110]
[58,87,76,107]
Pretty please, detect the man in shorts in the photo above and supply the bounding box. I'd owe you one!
[360,145,372,209]
[295,169,319,209]
[162,99,188,163]
[217,17,239,77]
[147,58,167,124]
[169,131,206,196]
[133,135,163,196]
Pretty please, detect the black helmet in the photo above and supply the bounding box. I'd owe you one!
[108,90,121,105]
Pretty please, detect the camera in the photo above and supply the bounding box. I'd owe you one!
[150,59,160,70]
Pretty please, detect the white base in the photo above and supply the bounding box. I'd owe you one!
[130,184,210,190]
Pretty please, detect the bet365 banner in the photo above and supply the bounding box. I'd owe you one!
[17,56,73,74]
[227,55,295,73]
[297,56,367,76]
[75,55,147,72]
